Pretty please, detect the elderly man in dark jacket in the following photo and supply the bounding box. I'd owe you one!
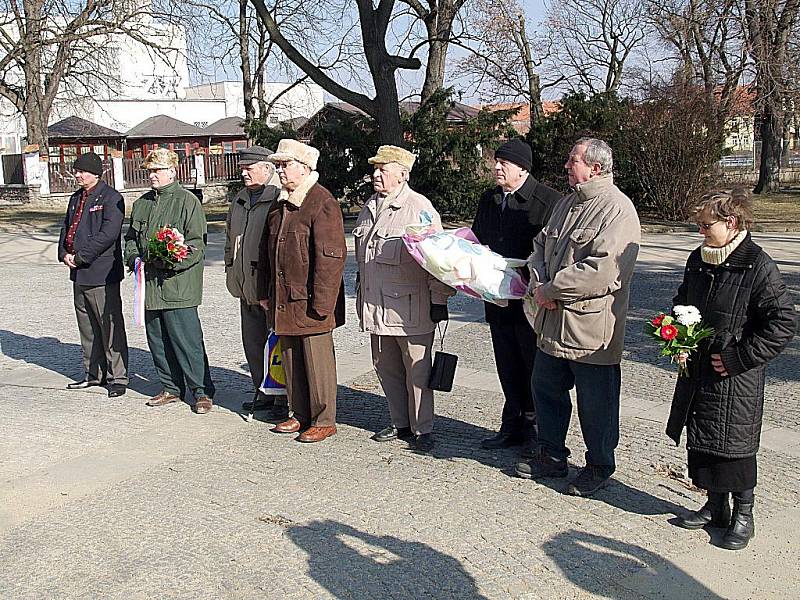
[59,152,129,397]
[257,139,346,443]
[472,138,561,453]
[225,145,286,418]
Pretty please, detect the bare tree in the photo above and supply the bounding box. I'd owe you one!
[743,0,800,193]
[648,0,748,133]
[544,0,650,94]
[250,0,424,143]
[457,0,562,129]
[0,0,182,149]
[401,0,468,103]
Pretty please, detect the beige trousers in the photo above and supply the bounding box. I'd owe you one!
[281,332,337,427]
[371,332,435,435]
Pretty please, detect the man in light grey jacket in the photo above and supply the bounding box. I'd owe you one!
[224,145,286,418]
[515,137,641,496]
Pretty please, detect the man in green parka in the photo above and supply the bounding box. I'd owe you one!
[124,148,215,413]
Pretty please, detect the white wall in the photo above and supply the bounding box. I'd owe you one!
[90,100,228,133]
[185,81,325,122]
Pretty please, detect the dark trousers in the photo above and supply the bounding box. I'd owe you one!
[533,350,620,476]
[489,320,536,435]
[73,282,129,385]
[240,300,270,390]
[145,307,215,400]
[281,332,337,427]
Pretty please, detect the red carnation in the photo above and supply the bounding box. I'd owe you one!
[167,242,175,252]
[660,324,678,341]
[156,230,166,241]
[651,314,666,326]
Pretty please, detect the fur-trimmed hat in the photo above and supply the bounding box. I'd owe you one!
[494,138,532,171]
[367,145,416,171]
[73,151,103,176]
[238,145,273,166]
[141,148,179,170]
[268,139,319,170]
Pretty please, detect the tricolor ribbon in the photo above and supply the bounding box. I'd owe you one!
[133,257,145,327]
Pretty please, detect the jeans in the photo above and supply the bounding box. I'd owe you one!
[533,350,620,477]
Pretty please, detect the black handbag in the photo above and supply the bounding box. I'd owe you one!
[428,322,458,392]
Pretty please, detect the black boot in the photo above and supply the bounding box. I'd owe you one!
[720,490,755,550]
[675,491,731,530]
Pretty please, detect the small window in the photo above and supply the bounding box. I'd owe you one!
[269,115,279,124]
[93,145,104,155]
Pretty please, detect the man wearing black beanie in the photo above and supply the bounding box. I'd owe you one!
[472,138,561,455]
[58,152,129,397]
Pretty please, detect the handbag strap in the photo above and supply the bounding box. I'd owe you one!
[435,321,449,351]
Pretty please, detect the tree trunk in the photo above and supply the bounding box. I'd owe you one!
[22,0,47,150]
[754,102,782,194]
[421,37,448,104]
[239,0,254,121]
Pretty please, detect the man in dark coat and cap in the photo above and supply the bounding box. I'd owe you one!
[472,138,561,454]
[58,151,129,397]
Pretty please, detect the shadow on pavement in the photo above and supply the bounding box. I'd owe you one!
[287,519,488,599]
[0,329,253,413]
[543,530,724,599]
[335,385,520,470]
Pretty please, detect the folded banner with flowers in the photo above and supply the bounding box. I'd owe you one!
[147,226,191,265]
[401,224,528,306]
[644,305,714,377]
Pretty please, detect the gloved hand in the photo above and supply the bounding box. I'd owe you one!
[430,303,449,323]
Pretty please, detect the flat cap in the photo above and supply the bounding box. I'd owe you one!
[368,145,416,171]
[238,145,273,165]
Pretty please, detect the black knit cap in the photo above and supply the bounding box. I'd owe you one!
[494,138,532,171]
[73,152,103,176]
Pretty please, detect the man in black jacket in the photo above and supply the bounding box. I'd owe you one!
[472,138,561,453]
[58,152,129,397]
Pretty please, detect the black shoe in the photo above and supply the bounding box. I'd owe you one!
[413,433,434,453]
[519,437,539,459]
[372,425,413,442]
[719,494,755,550]
[266,403,290,420]
[481,431,524,449]
[515,453,568,479]
[242,392,275,412]
[566,465,611,497]
[675,492,731,530]
[66,379,105,390]
[108,384,127,398]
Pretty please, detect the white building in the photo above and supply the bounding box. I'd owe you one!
[0,4,324,154]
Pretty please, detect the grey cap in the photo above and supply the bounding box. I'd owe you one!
[238,145,273,165]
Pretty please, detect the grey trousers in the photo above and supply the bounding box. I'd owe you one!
[73,282,129,385]
[281,332,337,427]
[371,332,435,435]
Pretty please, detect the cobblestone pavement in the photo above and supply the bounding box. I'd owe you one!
[0,230,798,599]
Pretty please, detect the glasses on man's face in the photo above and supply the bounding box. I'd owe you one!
[697,220,721,231]
[273,161,295,170]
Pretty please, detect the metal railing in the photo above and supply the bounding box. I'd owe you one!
[48,161,115,193]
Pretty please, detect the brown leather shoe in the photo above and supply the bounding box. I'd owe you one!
[297,425,337,443]
[194,396,213,414]
[146,391,181,407]
[272,417,302,433]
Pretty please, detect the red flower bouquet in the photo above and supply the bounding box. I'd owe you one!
[644,305,715,377]
[147,226,191,266]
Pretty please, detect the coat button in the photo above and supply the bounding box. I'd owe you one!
[278,304,285,310]
[279,271,285,278]
[279,237,286,242]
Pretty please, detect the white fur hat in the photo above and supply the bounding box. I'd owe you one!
[268,139,320,171]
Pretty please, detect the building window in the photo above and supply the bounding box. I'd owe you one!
[269,115,279,124]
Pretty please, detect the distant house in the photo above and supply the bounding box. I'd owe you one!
[47,117,125,165]
[297,100,481,140]
[482,102,562,135]
[124,115,209,161]
[205,117,249,154]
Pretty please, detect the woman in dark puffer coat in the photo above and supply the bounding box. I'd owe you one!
[667,188,796,551]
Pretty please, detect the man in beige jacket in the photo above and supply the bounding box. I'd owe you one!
[354,145,455,453]
[515,137,641,496]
